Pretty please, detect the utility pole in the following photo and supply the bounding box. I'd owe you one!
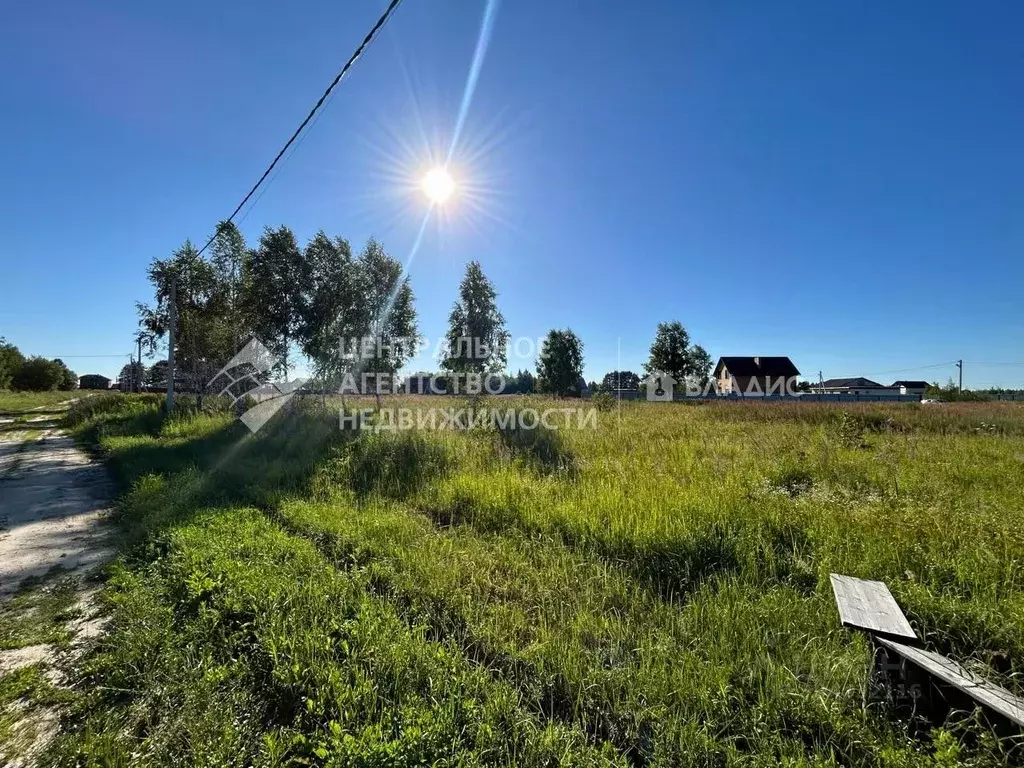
[167,277,177,412]
[136,335,143,393]
[956,359,963,394]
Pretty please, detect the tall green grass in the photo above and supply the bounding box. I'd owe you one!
[37,395,1024,765]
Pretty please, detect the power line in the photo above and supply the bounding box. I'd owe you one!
[40,354,133,359]
[196,0,404,257]
[859,360,1024,378]
[858,361,959,378]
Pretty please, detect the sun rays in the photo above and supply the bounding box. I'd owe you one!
[335,0,520,267]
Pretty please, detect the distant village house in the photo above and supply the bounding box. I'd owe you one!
[78,374,112,390]
[817,377,893,396]
[891,380,929,397]
[714,356,801,396]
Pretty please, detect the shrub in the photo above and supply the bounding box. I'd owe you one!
[11,356,75,392]
[64,393,163,430]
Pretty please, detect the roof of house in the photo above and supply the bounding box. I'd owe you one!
[819,377,884,389]
[714,356,800,378]
[891,380,930,389]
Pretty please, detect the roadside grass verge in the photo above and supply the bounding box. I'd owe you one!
[0,578,83,652]
[0,663,74,764]
[0,575,89,768]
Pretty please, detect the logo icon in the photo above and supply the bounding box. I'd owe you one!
[642,372,676,402]
[208,338,305,433]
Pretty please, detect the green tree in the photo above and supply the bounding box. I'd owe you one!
[134,225,250,389]
[209,220,252,353]
[245,226,304,378]
[443,261,509,377]
[350,239,419,396]
[925,379,988,402]
[689,344,713,387]
[644,322,712,387]
[54,359,77,391]
[12,357,63,391]
[512,368,535,394]
[536,329,584,397]
[600,370,640,392]
[146,360,169,387]
[0,337,25,390]
[138,240,235,399]
[118,361,146,392]
[294,235,419,398]
[295,232,355,391]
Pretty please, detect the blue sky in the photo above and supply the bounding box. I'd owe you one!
[1,1,1022,387]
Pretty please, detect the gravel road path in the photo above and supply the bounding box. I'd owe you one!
[0,409,112,600]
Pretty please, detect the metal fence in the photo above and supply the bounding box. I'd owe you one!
[787,393,921,403]
[603,390,921,403]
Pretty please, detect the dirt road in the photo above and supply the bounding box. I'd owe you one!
[0,409,113,599]
[0,404,115,764]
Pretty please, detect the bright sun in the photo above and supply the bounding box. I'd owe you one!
[422,166,455,204]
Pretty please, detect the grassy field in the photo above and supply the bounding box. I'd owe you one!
[0,390,87,416]
[0,389,92,458]
[17,394,1024,765]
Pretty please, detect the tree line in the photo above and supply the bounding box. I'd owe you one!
[587,323,713,395]
[137,222,417,400]
[129,222,714,400]
[332,256,713,398]
[0,337,77,392]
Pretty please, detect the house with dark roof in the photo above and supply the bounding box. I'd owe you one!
[891,380,929,397]
[78,374,112,390]
[817,377,899,395]
[714,356,800,396]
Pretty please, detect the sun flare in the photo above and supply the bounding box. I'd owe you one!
[422,166,455,204]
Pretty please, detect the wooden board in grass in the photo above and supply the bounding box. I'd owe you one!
[829,573,918,643]
[876,637,1024,729]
